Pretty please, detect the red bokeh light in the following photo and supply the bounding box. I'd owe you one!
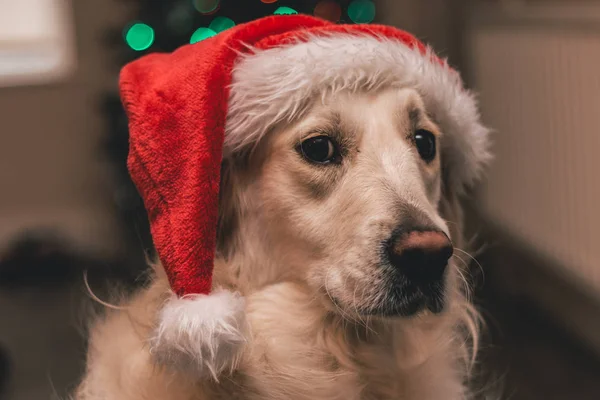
[314,1,342,22]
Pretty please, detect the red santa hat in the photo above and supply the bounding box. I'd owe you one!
[120,15,489,377]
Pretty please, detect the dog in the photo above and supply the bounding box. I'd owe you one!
[75,85,484,400]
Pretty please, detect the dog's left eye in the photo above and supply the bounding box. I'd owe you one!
[414,129,436,162]
[299,135,340,164]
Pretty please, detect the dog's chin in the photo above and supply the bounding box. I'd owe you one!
[326,294,446,320]
[324,280,447,319]
[356,284,447,319]
[362,297,444,318]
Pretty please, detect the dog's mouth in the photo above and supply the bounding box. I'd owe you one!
[366,281,446,317]
[327,280,446,319]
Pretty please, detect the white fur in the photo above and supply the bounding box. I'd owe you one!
[150,290,247,380]
[226,34,491,191]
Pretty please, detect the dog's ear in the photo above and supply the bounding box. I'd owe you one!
[439,170,465,250]
[217,158,239,260]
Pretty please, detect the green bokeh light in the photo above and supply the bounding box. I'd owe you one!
[209,16,235,33]
[124,23,155,51]
[190,27,217,44]
[347,0,376,23]
[274,6,298,15]
[192,0,220,14]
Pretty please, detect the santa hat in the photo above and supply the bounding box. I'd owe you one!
[120,15,489,377]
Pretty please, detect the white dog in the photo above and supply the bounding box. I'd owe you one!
[75,18,490,400]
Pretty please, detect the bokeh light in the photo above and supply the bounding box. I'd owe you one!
[274,6,298,15]
[314,1,342,22]
[166,3,195,35]
[260,0,279,3]
[347,0,375,23]
[190,27,217,44]
[192,0,220,14]
[209,16,235,33]
[124,23,155,51]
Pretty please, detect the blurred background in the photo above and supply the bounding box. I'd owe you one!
[0,0,599,399]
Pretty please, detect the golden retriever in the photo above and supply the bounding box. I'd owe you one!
[75,86,484,399]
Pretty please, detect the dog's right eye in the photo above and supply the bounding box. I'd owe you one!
[298,135,340,164]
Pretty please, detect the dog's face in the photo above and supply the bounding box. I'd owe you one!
[223,88,458,318]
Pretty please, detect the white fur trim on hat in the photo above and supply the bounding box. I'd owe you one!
[226,34,491,191]
[150,290,247,380]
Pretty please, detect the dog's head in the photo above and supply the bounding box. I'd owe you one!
[218,89,484,318]
[215,36,490,320]
[221,88,451,317]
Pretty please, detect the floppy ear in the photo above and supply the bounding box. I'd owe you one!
[439,180,465,250]
[216,158,239,260]
[438,109,492,249]
[439,147,490,262]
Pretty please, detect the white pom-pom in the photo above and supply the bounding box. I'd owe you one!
[150,290,247,380]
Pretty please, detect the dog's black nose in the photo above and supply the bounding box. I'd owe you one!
[386,229,453,284]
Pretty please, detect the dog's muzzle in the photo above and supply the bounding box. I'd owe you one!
[377,227,453,316]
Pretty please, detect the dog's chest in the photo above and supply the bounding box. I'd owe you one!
[225,283,463,400]
[231,338,462,400]
[233,288,405,399]
[235,338,403,400]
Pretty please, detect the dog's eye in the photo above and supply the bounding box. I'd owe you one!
[414,130,436,162]
[299,135,339,164]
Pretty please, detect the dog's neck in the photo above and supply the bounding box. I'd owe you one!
[208,272,464,399]
[216,215,309,291]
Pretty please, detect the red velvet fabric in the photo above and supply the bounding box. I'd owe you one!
[120,15,442,297]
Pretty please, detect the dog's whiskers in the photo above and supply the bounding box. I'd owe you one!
[343,272,377,335]
[358,284,378,336]
[351,282,363,340]
[324,270,353,327]
[454,247,485,283]
[324,269,371,332]
[451,255,473,296]
[341,271,368,335]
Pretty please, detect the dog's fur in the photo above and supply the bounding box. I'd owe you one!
[75,88,482,400]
